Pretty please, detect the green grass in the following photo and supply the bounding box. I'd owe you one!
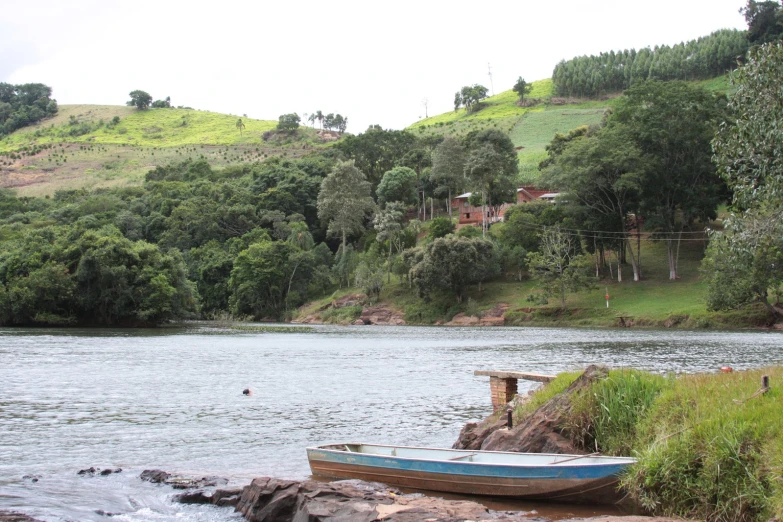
[618,367,783,521]
[299,234,770,330]
[510,108,608,180]
[508,366,783,520]
[0,105,336,196]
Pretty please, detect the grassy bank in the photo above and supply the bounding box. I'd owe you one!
[295,236,772,330]
[518,367,783,521]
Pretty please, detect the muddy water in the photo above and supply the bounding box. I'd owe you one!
[2,324,781,521]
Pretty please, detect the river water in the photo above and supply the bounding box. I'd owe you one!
[2,324,782,521]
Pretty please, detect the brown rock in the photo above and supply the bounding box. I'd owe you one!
[446,313,480,326]
[359,304,405,325]
[233,477,537,521]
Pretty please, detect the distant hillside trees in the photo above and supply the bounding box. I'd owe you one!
[551,29,749,97]
[277,113,301,132]
[0,82,58,138]
[323,113,347,133]
[513,77,533,102]
[151,96,171,108]
[127,90,153,110]
[454,84,489,112]
[741,0,783,45]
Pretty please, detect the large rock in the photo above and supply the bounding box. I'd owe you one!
[232,477,531,521]
[358,305,405,325]
[140,469,227,490]
[455,366,608,454]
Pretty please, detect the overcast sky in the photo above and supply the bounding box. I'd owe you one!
[3,0,747,132]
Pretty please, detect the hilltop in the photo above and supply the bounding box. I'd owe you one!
[0,105,340,196]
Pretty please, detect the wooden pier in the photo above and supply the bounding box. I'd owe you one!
[474,370,556,410]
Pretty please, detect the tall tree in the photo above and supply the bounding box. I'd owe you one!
[463,129,518,236]
[376,166,418,207]
[317,160,376,250]
[430,137,466,218]
[526,227,597,309]
[610,80,726,280]
[513,77,533,102]
[540,125,644,281]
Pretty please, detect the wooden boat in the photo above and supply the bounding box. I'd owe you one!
[307,443,636,504]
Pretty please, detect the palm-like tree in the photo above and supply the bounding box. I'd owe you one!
[236,118,246,137]
[314,110,324,130]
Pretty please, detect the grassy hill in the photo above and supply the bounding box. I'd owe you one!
[0,105,335,196]
[409,75,731,181]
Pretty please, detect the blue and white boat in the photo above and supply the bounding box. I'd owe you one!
[307,443,636,504]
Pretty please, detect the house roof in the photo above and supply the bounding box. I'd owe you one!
[454,192,472,199]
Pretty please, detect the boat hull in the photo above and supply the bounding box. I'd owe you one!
[307,445,633,504]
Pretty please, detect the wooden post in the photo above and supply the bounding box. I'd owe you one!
[762,375,770,390]
[507,408,513,429]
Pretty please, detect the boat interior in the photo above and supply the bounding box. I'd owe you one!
[315,444,635,466]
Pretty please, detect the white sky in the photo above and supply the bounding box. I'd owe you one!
[3,0,746,132]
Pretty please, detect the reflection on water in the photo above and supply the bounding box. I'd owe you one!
[1,324,781,520]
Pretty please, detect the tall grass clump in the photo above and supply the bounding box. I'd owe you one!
[568,369,668,455]
[622,368,783,521]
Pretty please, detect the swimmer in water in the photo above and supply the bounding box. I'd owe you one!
[242,388,252,396]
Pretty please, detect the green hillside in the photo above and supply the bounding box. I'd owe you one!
[0,105,335,196]
[408,79,614,181]
[408,75,731,181]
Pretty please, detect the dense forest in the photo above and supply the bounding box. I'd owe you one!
[0,83,59,137]
[551,29,749,97]
[0,77,733,325]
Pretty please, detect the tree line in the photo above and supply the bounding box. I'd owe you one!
[0,83,58,138]
[551,29,749,98]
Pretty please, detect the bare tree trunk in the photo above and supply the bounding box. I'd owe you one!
[666,239,678,280]
[431,197,433,219]
[448,188,452,219]
[636,216,642,279]
[608,254,614,281]
[615,250,622,282]
[624,236,640,281]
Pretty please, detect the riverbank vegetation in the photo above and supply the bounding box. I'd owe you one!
[1,4,781,328]
[514,367,783,521]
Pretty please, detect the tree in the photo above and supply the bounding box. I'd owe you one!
[408,236,498,302]
[454,84,489,112]
[463,129,518,236]
[430,137,466,218]
[741,0,783,45]
[540,124,644,281]
[317,160,376,250]
[228,240,313,319]
[427,217,455,240]
[236,118,246,136]
[335,127,418,189]
[127,90,153,110]
[376,166,418,207]
[373,201,406,282]
[611,80,726,280]
[277,113,300,132]
[526,227,597,308]
[513,77,533,102]
[151,96,171,108]
[706,42,783,319]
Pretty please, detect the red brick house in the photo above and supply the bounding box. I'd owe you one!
[451,186,560,225]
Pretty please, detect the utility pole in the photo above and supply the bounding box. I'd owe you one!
[422,97,429,118]
[488,62,495,96]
